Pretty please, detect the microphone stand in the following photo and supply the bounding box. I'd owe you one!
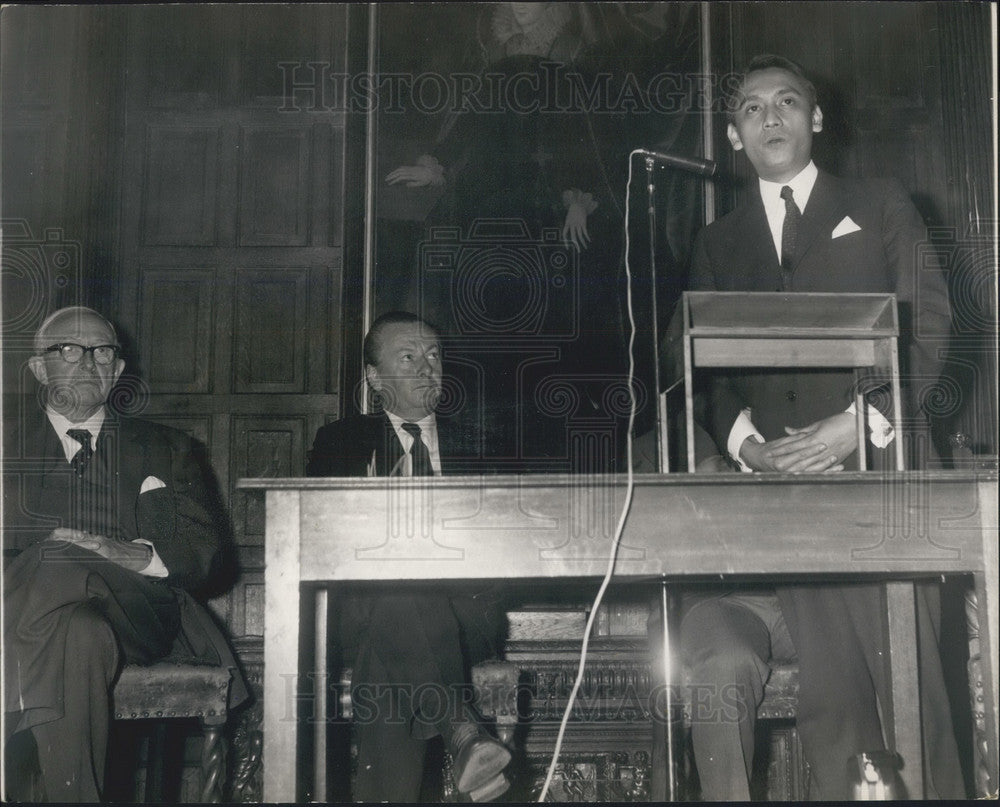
[645,156,671,475]
[640,152,676,802]
[629,146,720,799]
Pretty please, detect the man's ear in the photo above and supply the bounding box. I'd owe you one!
[111,357,125,386]
[811,104,823,133]
[28,355,47,385]
[365,363,381,391]
[726,122,744,151]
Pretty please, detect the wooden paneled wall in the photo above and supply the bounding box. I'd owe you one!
[1,6,125,392]
[113,6,357,634]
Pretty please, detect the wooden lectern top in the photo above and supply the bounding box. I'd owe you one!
[680,291,904,471]
[683,291,898,337]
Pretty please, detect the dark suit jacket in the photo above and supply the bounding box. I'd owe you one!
[3,402,245,733]
[307,411,483,477]
[3,403,229,592]
[689,171,951,466]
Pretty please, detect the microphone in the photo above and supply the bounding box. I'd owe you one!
[635,148,717,177]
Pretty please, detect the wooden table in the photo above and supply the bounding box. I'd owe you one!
[238,471,998,802]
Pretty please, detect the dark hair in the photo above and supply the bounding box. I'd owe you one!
[363,311,438,368]
[726,54,817,122]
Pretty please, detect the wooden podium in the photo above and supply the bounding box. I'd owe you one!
[681,291,904,471]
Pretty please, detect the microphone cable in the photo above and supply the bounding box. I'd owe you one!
[537,149,645,803]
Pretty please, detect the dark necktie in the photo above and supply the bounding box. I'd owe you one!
[401,423,433,477]
[780,185,801,290]
[67,428,93,477]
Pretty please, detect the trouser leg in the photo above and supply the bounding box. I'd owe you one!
[776,584,884,800]
[679,594,774,801]
[30,603,120,803]
[351,640,428,802]
[4,726,43,801]
[347,593,465,801]
[359,593,465,695]
[913,582,964,798]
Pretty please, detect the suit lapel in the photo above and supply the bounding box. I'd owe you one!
[40,417,68,472]
[18,405,66,467]
[795,171,849,271]
[26,408,77,482]
[740,193,785,291]
[105,416,145,490]
[436,415,458,476]
[6,408,72,549]
[373,414,404,476]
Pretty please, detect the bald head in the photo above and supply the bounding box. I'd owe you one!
[29,306,125,422]
[33,306,118,353]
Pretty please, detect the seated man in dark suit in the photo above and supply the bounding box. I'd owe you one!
[307,311,510,802]
[3,306,245,803]
[676,55,962,799]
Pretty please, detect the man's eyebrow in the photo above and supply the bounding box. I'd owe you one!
[738,85,804,106]
[393,341,440,353]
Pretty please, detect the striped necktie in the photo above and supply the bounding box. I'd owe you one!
[67,428,93,477]
[779,184,801,290]
[401,423,433,476]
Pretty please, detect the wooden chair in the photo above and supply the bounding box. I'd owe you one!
[112,661,234,802]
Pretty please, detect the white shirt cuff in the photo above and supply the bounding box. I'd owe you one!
[845,402,895,449]
[132,539,169,578]
[727,409,764,473]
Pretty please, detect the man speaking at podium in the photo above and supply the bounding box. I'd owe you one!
[679,55,962,799]
[307,311,510,802]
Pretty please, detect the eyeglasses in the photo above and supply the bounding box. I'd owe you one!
[44,343,120,365]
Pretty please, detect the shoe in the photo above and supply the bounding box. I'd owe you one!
[468,772,510,802]
[449,719,511,797]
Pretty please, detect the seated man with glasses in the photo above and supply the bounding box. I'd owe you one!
[3,306,245,802]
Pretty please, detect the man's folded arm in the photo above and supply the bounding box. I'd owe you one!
[138,429,231,592]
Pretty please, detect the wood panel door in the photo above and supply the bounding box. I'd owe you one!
[114,5,359,636]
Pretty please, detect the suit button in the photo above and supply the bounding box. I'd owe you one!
[786,390,797,401]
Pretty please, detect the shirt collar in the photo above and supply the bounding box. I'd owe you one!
[386,410,437,445]
[758,160,818,211]
[46,406,107,462]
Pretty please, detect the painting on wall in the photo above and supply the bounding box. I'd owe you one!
[370,2,707,472]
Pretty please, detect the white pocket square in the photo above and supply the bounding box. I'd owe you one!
[140,475,167,494]
[832,216,862,238]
